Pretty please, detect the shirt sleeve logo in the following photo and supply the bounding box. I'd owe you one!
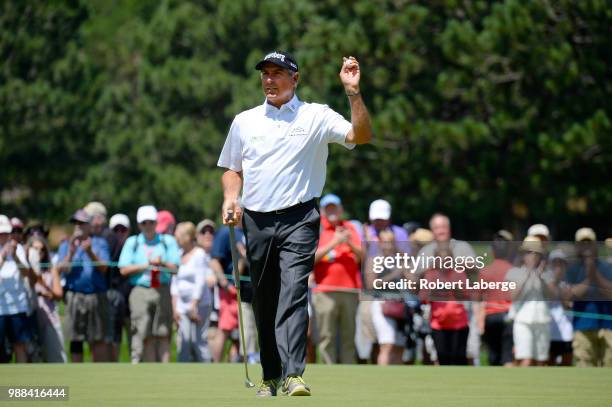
[249,135,266,144]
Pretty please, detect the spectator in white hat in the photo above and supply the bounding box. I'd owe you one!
[196,219,216,254]
[365,199,409,255]
[527,224,551,242]
[57,208,111,362]
[118,205,180,363]
[0,215,35,363]
[84,201,110,240]
[10,217,25,245]
[506,236,558,366]
[106,213,132,361]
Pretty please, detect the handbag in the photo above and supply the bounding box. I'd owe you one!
[382,300,406,321]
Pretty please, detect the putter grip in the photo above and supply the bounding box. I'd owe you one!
[227,210,234,222]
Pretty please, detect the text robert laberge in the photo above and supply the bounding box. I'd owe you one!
[369,253,517,293]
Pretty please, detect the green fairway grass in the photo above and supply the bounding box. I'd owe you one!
[1,364,611,407]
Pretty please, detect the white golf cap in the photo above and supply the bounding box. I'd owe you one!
[0,215,12,234]
[575,227,596,242]
[196,219,216,233]
[369,199,391,221]
[549,249,567,262]
[136,205,157,224]
[527,223,550,239]
[109,213,131,230]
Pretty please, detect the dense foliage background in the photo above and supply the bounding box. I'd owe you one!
[1,0,610,239]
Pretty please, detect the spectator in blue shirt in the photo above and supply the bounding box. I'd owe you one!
[562,228,612,367]
[119,205,180,363]
[57,209,111,362]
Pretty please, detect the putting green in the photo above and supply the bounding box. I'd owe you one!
[1,364,611,406]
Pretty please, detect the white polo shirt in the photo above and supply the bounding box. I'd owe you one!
[218,95,354,212]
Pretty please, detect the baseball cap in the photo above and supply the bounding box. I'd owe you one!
[25,221,48,237]
[70,209,92,224]
[520,235,546,254]
[156,210,176,233]
[549,249,567,262]
[527,224,550,240]
[137,205,158,224]
[0,215,12,234]
[84,201,107,218]
[109,214,130,230]
[10,217,24,230]
[255,51,299,72]
[575,227,596,242]
[495,229,514,241]
[411,228,434,243]
[320,194,342,208]
[369,199,391,221]
[196,219,216,233]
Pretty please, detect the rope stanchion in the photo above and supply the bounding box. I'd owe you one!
[12,261,612,320]
[15,260,178,275]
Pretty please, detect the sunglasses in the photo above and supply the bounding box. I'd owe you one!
[139,220,156,226]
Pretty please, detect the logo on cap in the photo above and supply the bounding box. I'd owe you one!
[265,52,286,62]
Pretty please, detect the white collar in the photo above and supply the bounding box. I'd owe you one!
[264,94,301,114]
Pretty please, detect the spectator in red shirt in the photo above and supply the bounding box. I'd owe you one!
[312,194,363,364]
[478,230,514,366]
[419,243,469,365]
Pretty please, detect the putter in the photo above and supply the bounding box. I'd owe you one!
[227,211,255,388]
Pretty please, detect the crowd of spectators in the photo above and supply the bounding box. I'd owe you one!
[1,198,610,367]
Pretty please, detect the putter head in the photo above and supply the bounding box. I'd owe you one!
[245,379,255,388]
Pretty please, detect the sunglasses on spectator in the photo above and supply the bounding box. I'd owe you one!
[139,220,155,226]
[113,225,129,233]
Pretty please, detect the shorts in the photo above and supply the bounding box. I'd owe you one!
[549,340,572,356]
[355,301,377,359]
[64,291,111,343]
[573,329,612,367]
[371,301,406,346]
[0,313,33,344]
[218,286,238,332]
[129,285,172,339]
[513,321,550,361]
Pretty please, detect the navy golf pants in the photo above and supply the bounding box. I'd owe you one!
[242,199,319,380]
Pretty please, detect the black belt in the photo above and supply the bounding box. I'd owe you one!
[246,198,316,215]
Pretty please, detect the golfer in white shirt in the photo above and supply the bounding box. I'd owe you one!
[218,50,372,397]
